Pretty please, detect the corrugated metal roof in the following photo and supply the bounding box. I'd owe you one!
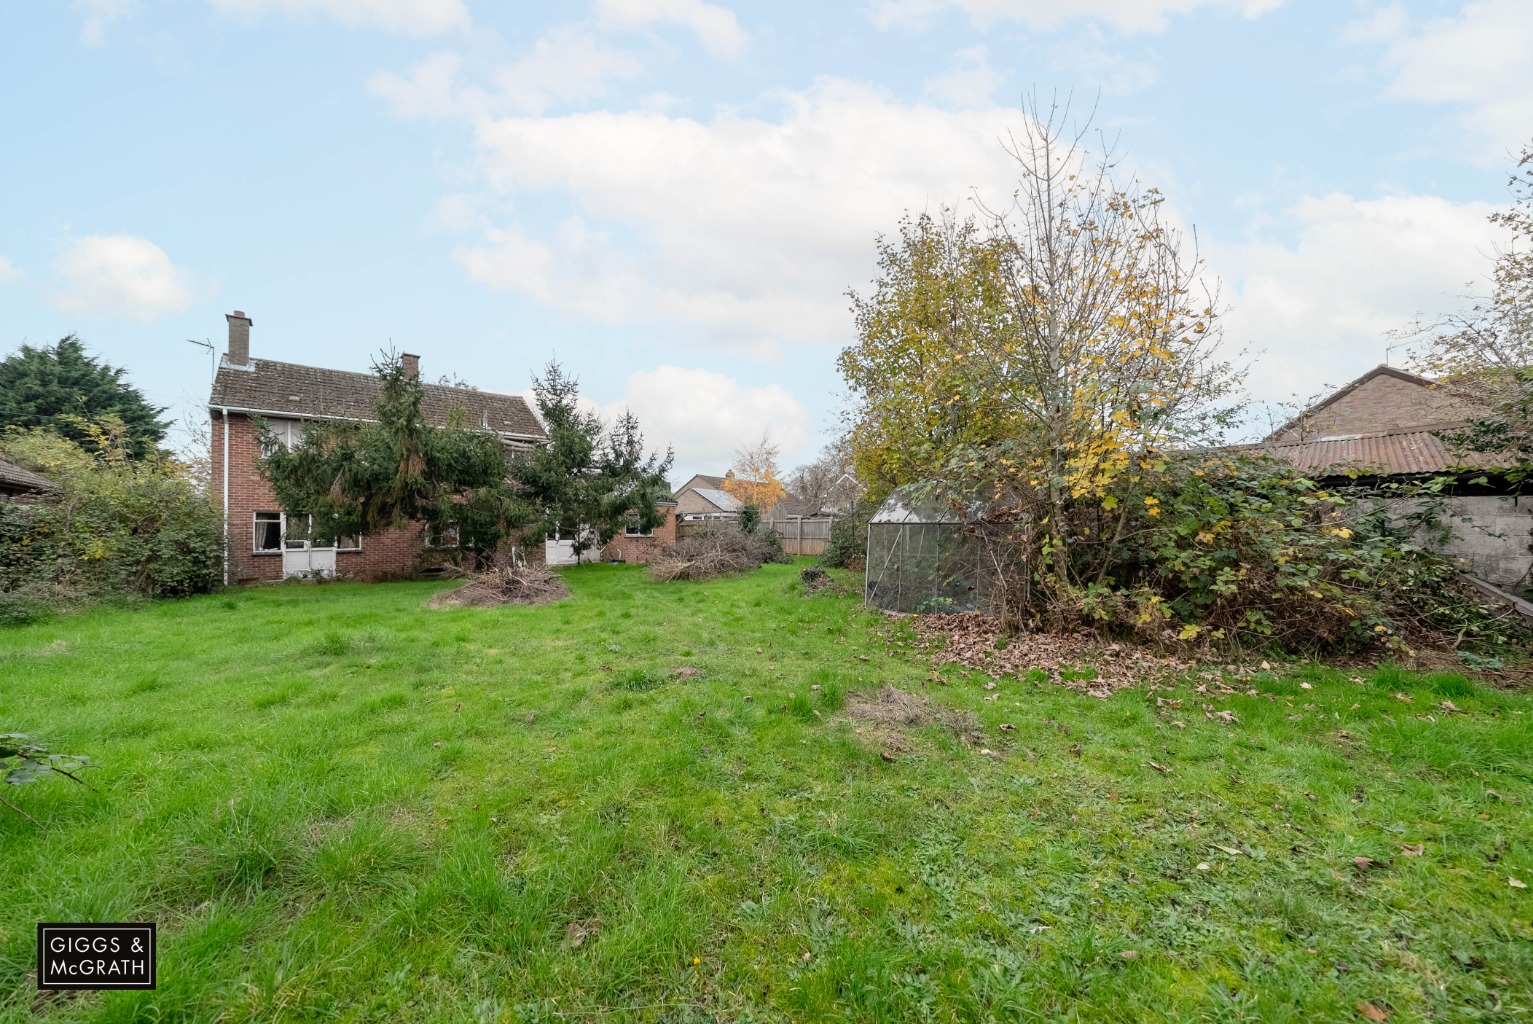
[0,460,57,493]
[1266,429,1513,476]
[210,358,546,438]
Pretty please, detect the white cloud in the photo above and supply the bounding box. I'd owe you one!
[368,52,472,118]
[597,365,812,479]
[1215,192,1504,407]
[1351,0,1533,161]
[0,256,23,284]
[48,234,200,323]
[452,78,1028,356]
[593,0,748,59]
[922,45,1003,108]
[491,28,646,115]
[369,30,646,119]
[75,0,135,46]
[866,0,1280,34]
[209,0,468,35]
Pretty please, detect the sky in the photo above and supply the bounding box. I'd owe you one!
[2,0,1530,484]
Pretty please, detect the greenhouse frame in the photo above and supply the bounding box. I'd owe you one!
[864,485,999,615]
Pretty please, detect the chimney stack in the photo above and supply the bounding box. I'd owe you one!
[225,310,252,366]
[401,353,420,380]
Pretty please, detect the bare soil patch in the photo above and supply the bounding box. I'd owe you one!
[842,684,982,756]
[428,565,570,609]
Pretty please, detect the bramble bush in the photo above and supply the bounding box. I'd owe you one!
[0,421,221,620]
[1017,451,1524,655]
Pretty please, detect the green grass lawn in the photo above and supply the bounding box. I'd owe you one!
[2,563,1531,1023]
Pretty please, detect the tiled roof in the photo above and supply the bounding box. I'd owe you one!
[1266,429,1514,477]
[210,358,546,438]
[678,473,728,493]
[0,460,56,493]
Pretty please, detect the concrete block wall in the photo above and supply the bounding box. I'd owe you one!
[1385,493,1533,590]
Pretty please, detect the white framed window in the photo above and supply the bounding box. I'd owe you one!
[256,511,354,552]
[253,511,282,553]
[624,513,653,537]
[260,418,308,455]
[426,524,460,548]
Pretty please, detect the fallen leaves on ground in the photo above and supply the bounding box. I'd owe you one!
[905,613,1190,696]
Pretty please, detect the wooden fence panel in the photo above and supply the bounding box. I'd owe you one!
[767,517,833,556]
[672,517,835,556]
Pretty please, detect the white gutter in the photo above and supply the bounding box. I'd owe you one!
[216,404,545,442]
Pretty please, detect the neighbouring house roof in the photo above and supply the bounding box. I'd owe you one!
[209,358,546,439]
[0,460,57,495]
[1264,428,1515,477]
[691,487,742,512]
[677,473,729,493]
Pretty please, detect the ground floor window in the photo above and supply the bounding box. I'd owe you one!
[253,511,282,552]
[253,511,359,552]
[426,524,460,548]
[624,513,653,537]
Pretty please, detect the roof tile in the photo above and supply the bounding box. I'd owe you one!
[209,358,546,438]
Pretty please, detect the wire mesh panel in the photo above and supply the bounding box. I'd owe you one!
[865,521,992,614]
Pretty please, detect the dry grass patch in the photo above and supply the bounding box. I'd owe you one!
[842,684,981,757]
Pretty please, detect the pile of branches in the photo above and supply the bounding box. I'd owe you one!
[429,562,569,608]
[799,564,848,597]
[648,527,790,582]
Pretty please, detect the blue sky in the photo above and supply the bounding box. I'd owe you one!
[2,0,1529,482]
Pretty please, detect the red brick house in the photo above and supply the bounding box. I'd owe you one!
[594,501,679,564]
[208,311,547,583]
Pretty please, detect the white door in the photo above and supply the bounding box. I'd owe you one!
[281,513,338,579]
[544,530,578,566]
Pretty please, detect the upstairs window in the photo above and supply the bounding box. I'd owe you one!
[260,418,308,455]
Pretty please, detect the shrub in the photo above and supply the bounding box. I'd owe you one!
[0,426,221,619]
[649,526,790,582]
[821,497,876,571]
[1003,451,1528,655]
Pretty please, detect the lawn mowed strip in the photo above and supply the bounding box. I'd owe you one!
[2,563,1530,1021]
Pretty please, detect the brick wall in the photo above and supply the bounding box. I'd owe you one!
[1271,372,1483,443]
[210,412,449,583]
[598,504,678,563]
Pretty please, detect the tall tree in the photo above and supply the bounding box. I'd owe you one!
[841,98,1241,618]
[722,431,787,510]
[512,363,674,561]
[0,336,168,459]
[1409,140,1533,485]
[787,439,855,515]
